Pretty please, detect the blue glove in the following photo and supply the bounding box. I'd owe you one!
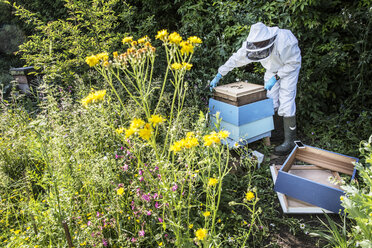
[264,75,278,90]
[210,73,222,92]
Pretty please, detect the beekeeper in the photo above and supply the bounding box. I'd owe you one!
[210,22,301,155]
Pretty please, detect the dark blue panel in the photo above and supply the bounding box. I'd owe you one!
[274,171,344,213]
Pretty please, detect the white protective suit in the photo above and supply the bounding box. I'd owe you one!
[218,23,301,117]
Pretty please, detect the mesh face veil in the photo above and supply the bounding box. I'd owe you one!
[246,35,277,61]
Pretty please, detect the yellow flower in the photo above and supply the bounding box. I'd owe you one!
[182,62,193,70]
[218,130,230,139]
[188,36,202,44]
[208,178,218,187]
[125,128,136,138]
[138,36,148,44]
[195,228,207,241]
[180,41,194,55]
[245,191,255,201]
[130,118,145,129]
[168,32,182,44]
[131,41,138,47]
[189,224,193,229]
[14,230,21,235]
[158,242,163,246]
[122,36,133,44]
[170,139,185,153]
[148,115,166,126]
[81,90,106,107]
[156,29,168,41]
[218,218,221,223]
[96,52,109,61]
[203,131,221,146]
[138,124,152,141]
[117,188,124,196]
[85,55,99,67]
[340,196,344,201]
[203,211,211,217]
[171,62,183,70]
[103,61,110,67]
[116,127,125,134]
[113,51,118,58]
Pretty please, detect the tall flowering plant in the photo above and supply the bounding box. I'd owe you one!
[81,31,255,247]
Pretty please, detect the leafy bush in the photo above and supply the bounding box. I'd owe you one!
[7,0,128,87]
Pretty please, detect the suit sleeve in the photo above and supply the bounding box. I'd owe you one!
[277,43,301,79]
[218,45,252,76]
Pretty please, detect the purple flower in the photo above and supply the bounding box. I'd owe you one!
[139,230,145,237]
[171,183,178,192]
[155,202,160,209]
[142,194,151,202]
[154,166,159,171]
[102,239,108,247]
[120,146,124,150]
[158,217,163,223]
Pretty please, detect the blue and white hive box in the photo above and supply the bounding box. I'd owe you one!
[274,144,358,213]
[209,82,274,146]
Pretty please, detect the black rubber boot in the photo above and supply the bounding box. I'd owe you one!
[274,116,296,156]
[271,112,284,143]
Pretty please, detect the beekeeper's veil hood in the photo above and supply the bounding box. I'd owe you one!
[246,22,278,61]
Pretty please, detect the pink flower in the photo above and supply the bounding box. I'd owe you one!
[121,164,129,171]
[115,154,119,159]
[87,221,92,226]
[157,174,161,180]
[154,166,159,171]
[139,177,144,182]
[139,230,145,237]
[102,239,108,247]
[155,202,160,209]
[153,193,158,199]
[158,217,163,223]
[171,183,178,192]
[120,146,124,150]
[142,194,151,202]
[147,211,152,216]
[131,237,137,243]
[139,169,143,176]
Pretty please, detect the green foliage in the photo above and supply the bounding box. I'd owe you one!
[340,136,372,247]
[8,0,128,86]
[0,24,25,55]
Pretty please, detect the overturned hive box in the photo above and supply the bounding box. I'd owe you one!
[271,165,335,214]
[213,82,267,106]
[274,145,358,213]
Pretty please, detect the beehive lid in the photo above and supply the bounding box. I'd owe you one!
[214,82,264,97]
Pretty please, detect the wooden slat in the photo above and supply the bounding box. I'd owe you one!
[295,149,355,175]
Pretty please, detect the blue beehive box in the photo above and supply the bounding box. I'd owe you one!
[274,144,358,213]
[209,82,274,145]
